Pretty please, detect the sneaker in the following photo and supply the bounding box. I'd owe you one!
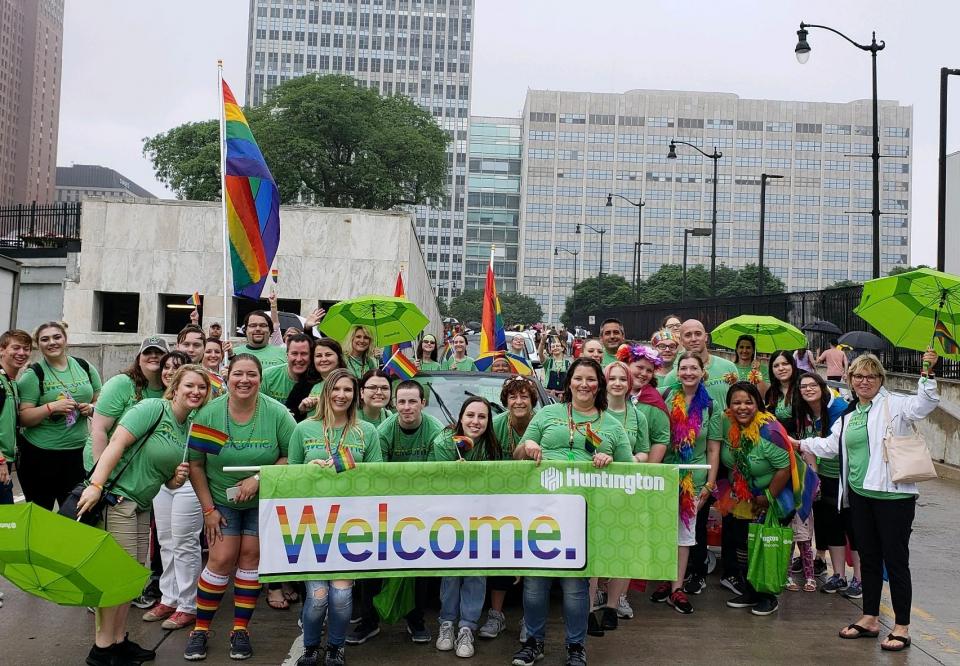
[117,633,156,662]
[345,621,380,645]
[183,630,208,661]
[229,629,253,660]
[478,609,506,639]
[407,619,431,644]
[518,619,527,644]
[511,637,545,666]
[600,607,618,631]
[789,556,803,574]
[325,644,345,666]
[616,594,634,619]
[667,589,693,614]
[142,602,176,622]
[814,557,828,577]
[455,627,475,658]
[725,593,758,609]
[841,577,863,599]
[162,611,196,630]
[720,575,744,596]
[682,574,706,595]
[133,579,161,609]
[85,644,117,666]
[297,646,322,666]
[751,597,779,616]
[437,621,455,651]
[586,611,604,637]
[649,582,671,603]
[131,593,158,610]
[820,574,848,594]
[593,588,607,609]
[565,642,587,666]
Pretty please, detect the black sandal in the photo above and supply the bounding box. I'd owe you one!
[839,624,880,639]
[881,634,911,651]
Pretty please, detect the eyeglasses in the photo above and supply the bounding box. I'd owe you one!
[656,344,677,351]
[851,374,880,382]
[364,386,390,393]
[799,384,821,391]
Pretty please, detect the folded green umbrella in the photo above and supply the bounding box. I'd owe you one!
[0,503,150,607]
[372,577,415,624]
[319,295,429,348]
[711,314,808,353]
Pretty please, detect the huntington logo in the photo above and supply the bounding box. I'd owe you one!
[540,468,563,491]
[540,466,667,495]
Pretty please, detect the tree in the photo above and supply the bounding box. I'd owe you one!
[825,279,859,289]
[888,264,930,276]
[560,274,634,328]
[500,292,544,327]
[717,263,787,298]
[143,74,449,209]
[448,289,483,324]
[635,264,710,304]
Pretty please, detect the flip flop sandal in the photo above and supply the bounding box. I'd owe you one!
[839,623,880,639]
[881,634,911,651]
[266,590,289,610]
[803,579,818,592]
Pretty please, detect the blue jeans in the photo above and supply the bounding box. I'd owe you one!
[522,577,588,645]
[439,576,485,630]
[302,580,353,648]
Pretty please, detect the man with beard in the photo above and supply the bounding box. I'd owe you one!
[233,310,286,369]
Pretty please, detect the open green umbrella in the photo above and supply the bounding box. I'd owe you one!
[0,503,150,607]
[319,295,429,348]
[854,267,960,359]
[711,315,808,353]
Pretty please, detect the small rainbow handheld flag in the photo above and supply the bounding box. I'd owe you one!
[187,292,202,307]
[385,350,418,380]
[188,424,228,455]
[452,435,474,454]
[331,444,356,473]
[934,320,959,355]
[271,267,279,282]
[583,423,602,454]
[207,373,225,395]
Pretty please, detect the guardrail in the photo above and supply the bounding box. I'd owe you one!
[0,201,82,248]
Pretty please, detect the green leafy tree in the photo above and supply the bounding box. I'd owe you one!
[888,264,930,276]
[500,292,544,327]
[448,289,483,324]
[635,264,710,304]
[825,279,859,289]
[717,263,787,297]
[561,274,634,328]
[143,74,449,209]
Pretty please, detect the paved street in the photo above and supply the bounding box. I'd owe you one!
[2,478,959,665]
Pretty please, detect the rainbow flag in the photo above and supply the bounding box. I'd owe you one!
[453,435,474,454]
[331,444,356,473]
[207,372,225,396]
[382,272,413,365]
[384,349,418,380]
[760,417,817,521]
[188,424,229,455]
[479,255,506,354]
[271,267,279,282]
[934,320,959,355]
[221,79,280,300]
[583,423,602,454]
[186,292,201,307]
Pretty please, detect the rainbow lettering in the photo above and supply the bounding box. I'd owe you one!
[468,515,523,559]
[393,516,427,561]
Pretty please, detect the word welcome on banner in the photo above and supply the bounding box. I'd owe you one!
[258,461,679,582]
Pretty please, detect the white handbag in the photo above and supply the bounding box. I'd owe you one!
[882,399,938,484]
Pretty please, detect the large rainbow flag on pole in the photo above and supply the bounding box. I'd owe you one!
[479,247,506,354]
[220,76,281,300]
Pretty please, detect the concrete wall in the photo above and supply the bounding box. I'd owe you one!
[62,199,441,344]
[15,255,68,332]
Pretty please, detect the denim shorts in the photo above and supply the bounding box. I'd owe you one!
[216,502,259,537]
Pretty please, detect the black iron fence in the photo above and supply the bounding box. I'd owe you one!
[0,202,82,248]
[599,286,960,379]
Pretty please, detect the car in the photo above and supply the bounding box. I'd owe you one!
[405,370,553,425]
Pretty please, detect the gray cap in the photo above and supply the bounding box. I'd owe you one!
[139,336,169,355]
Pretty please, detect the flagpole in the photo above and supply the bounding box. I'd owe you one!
[217,60,231,339]
[182,423,194,464]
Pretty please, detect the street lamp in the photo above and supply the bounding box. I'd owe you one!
[938,67,960,272]
[758,173,784,295]
[555,246,580,324]
[576,222,606,301]
[668,140,723,294]
[606,193,651,301]
[682,228,712,302]
[795,21,885,278]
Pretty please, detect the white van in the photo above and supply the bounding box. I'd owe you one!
[505,330,541,369]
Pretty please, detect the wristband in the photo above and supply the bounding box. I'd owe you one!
[0,456,6,465]
[46,403,52,415]
[202,506,217,516]
[90,481,104,492]
[703,481,717,492]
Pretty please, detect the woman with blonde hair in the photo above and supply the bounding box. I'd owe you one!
[345,325,378,379]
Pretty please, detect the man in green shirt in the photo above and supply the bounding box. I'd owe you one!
[0,329,32,503]
[233,310,287,369]
[600,318,626,367]
[259,334,312,403]
[177,325,206,363]
[661,319,739,405]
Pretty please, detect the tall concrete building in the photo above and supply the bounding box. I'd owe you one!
[56,164,157,203]
[245,0,474,301]
[519,89,913,322]
[0,0,64,204]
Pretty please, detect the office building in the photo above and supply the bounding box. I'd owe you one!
[519,89,913,323]
[56,164,157,203]
[245,0,474,300]
[0,0,65,204]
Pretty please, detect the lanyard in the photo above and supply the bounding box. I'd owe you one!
[566,403,601,460]
[323,421,352,458]
[42,358,79,397]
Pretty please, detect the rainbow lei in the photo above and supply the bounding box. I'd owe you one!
[669,384,712,528]
[724,409,779,502]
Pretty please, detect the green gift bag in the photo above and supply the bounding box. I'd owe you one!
[373,577,416,624]
[746,498,794,595]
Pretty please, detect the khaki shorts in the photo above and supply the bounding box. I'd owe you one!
[102,499,150,564]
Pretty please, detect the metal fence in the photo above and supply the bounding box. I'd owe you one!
[0,202,82,248]
[599,286,960,379]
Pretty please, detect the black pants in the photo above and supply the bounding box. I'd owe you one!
[359,577,431,626]
[728,515,778,603]
[849,489,916,625]
[16,437,85,511]
[721,513,741,578]
[687,500,712,577]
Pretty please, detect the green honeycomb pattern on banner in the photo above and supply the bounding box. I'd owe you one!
[260,461,678,582]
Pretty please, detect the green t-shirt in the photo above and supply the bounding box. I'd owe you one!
[17,357,103,451]
[84,374,164,471]
[189,393,296,510]
[491,411,527,455]
[720,426,791,491]
[608,404,650,455]
[419,360,442,372]
[429,428,503,461]
[846,403,913,500]
[377,412,446,462]
[661,389,722,490]
[346,355,378,379]
[773,395,794,422]
[521,403,633,463]
[442,356,477,372]
[735,363,769,383]
[542,357,570,390]
[359,408,391,427]
[109,399,190,510]
[634,401,671,448]
[601,349,619,368]
[0,370,20,459]
[260,364,297,403]
[288,418,383,465]
[234,343,288,370]
[661,355,738,406]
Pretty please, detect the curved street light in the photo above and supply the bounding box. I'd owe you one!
[606,192,650,300]
[668,140,722,295]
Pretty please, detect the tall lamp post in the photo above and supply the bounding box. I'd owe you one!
[795,22,885,278]
[668,140,722,294]
[682,228,712,302]
[555,246,580,325]
[576,222,606,301]
[758,173,783,295]
[605,193,651,301]
[938,67,960,272]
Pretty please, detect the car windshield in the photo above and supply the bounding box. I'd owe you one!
[406,372,548,426]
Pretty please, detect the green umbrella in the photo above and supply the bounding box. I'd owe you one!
[319,295,429,348]
[0,503,150,607]
[854,267,960,359]
[711,314,808,353]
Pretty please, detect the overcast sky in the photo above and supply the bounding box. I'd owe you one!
[59,0,960,266]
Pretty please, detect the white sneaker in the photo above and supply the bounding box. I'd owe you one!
[455,627,475,658]
[436,621,455,651]
[478,609,505,639]
[617,594,634,619]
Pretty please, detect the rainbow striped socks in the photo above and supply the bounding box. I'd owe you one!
[194,568,230,632]
[232,569,260,632]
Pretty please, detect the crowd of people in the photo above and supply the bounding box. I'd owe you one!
[0,299,941,665]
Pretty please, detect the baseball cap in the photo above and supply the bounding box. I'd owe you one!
[139,336,169,355]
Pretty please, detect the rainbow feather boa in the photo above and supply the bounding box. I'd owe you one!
[669,384,712,528]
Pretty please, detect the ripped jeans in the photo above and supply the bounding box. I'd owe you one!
[302,579,354,648]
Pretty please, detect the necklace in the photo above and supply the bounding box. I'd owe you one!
[565,403,602,460]
[41,357,79,395]
[224,395,260,446]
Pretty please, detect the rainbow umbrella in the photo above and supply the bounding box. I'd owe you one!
[474,351,533,376]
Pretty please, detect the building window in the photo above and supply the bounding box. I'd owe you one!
[95,291,139,333]
[159,294,202,335]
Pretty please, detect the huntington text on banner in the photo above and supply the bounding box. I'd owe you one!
[258,461,679,582]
